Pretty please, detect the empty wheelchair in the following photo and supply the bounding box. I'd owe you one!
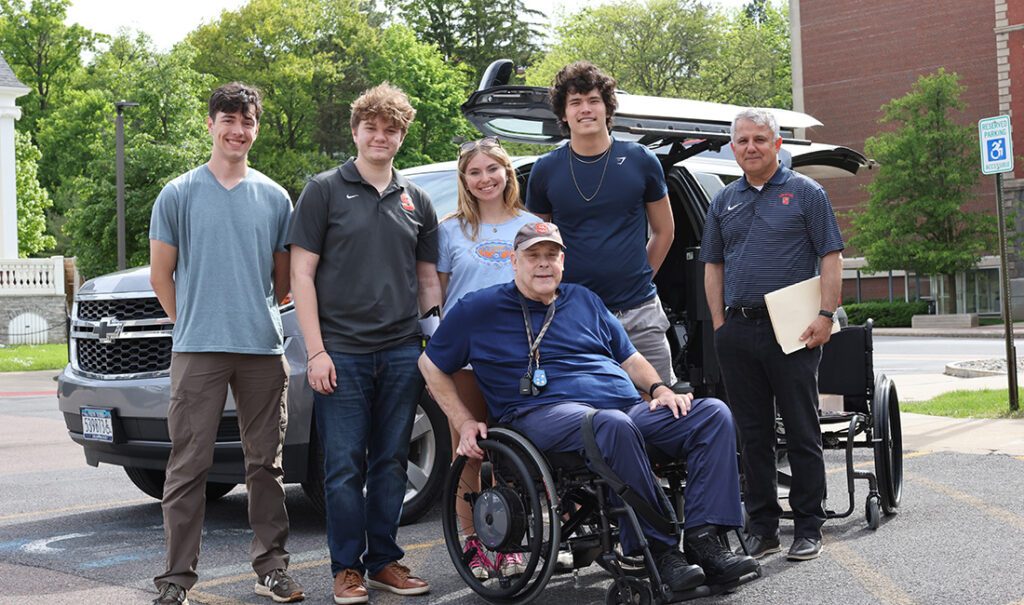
[776,319,903,530]
[441,421,761,604]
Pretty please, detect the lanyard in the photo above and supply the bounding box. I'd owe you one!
[516,288,557,374]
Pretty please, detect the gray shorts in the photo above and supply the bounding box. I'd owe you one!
[613,294,677,385]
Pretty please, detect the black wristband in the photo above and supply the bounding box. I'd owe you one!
[818,309,835,319]
[648,381,668,396]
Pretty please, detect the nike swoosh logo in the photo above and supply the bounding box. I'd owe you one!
[346,194,358,199]
[727,204,741,211]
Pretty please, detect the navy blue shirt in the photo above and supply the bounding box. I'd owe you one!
[699,164,843,307]
[425,282,641,420]
[527,139,668,311]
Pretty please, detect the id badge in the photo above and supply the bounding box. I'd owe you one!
[532,368,547,387]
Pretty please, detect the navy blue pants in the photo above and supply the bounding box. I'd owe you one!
[503,398,742,555]
[714,311,826,540]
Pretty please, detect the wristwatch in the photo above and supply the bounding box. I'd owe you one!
[818,309,835,319]
[648,381,668,396]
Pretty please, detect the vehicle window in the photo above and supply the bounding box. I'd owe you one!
[406,170,459,218]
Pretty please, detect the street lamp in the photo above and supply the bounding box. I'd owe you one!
[114,100,139,271]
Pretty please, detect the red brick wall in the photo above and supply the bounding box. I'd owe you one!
[798,0,999,256]
[841,275,930,303]
[1007,1,1024,181]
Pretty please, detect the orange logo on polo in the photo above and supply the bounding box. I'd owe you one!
[535,223,549,234]
[401,193,415,211]
[779,193,793,205]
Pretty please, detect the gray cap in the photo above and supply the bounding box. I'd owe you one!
[514,222,565,252]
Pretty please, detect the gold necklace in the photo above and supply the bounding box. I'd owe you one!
[569,144,612,202]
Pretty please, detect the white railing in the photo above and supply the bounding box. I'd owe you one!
[0,256,65,295]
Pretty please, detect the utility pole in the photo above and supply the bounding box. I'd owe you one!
[115,101,139,271]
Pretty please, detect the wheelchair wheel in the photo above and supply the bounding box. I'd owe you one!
[605,576,652,605]
[872,374,903,515]
[441,428,560,605]
[865,494,880,530]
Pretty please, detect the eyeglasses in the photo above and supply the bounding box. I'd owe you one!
[459,137,502,155]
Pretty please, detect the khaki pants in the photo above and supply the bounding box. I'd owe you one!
[155,352,290,590]
[613,294,677,385]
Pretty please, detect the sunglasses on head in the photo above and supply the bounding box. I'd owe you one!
[459,137,502,155]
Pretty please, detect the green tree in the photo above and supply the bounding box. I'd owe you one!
[13,130,55,256]
[187,0,378,196]
[0,0,99,135]
[388,0,544,82]
[526,0,790,108]
[367,25,477,168]
[37,33,211,277]
[690,0,791,108]
[527,0,716,96]
[847,70,997,313]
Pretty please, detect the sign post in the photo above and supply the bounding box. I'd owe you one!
[978,115,1018,412]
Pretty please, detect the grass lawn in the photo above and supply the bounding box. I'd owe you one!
[903,388,1024,419]
[0,344,68,372]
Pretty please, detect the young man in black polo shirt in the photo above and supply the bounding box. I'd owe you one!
[288,82,441,604]
[700,108,843,562]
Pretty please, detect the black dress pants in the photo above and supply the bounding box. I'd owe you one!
[713,311,826,540]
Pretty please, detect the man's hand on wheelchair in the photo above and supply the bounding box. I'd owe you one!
[456,418,489,459]
[649,388,693,419]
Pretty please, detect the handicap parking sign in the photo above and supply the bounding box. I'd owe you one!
[979,116,1013,174]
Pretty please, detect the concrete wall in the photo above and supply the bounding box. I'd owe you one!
[0,294,67,344]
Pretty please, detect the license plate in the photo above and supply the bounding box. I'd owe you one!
[82,408,114,442]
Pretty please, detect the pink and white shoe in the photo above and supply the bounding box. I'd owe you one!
[464,536,496,580]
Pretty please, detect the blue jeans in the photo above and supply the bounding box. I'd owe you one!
[314,342,423,576]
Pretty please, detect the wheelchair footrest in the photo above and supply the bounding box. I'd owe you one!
[664,567,762,603]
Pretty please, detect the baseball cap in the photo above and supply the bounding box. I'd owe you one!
[514,222,565,252]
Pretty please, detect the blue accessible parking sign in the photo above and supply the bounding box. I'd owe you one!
[979,116,1013,174]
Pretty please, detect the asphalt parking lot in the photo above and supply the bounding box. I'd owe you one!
[2,371,1024,605]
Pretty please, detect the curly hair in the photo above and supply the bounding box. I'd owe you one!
[350,82,416,133]
[549,61,618,137]
[443,142,524,241]
[208,82,263,122]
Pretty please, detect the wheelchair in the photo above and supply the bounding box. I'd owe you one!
[776,318,904,530]
[441,416,761,605]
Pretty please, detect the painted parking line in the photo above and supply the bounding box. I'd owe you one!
[0,390,56,397]
[0,497,152,521]
[826,538,918,605]
[825,450,933,475]
[908,472,1024,533]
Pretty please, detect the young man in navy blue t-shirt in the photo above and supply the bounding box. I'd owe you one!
[527,61,677,385]
[419,222,759,592]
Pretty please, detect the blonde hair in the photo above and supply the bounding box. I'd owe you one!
[350,82,416,133]
[445,143,524,240]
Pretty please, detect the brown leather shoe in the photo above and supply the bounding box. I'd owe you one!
[333,569,368,604]
[366,562,430,595]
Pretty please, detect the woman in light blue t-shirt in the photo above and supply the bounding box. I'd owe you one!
[437,138,537,579]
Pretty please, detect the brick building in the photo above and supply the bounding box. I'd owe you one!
[790,0,1022,315]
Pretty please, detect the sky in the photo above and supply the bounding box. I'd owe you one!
[65,0,755,52]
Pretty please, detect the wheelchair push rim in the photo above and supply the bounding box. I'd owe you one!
[441,429,561,605]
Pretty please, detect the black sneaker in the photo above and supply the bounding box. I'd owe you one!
[734,532,781,559]
[654,547,705,592]
[684,525,760,585]
[152,583,189,605]
[255,568,306,602]
[787,537,822,561]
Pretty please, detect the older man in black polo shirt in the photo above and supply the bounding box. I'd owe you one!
[700,108,843,562]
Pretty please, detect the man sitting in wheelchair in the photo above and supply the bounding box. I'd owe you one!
[419,222,760,598]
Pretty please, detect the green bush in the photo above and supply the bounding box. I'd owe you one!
[841,300,930,327]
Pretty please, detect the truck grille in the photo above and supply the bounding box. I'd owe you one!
[76,337,172,375]
[77,298,166,321]
[70,296,173,378]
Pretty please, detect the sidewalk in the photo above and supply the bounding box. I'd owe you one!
[874,324,1024,338]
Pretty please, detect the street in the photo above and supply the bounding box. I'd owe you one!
[2,339,1024,605]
